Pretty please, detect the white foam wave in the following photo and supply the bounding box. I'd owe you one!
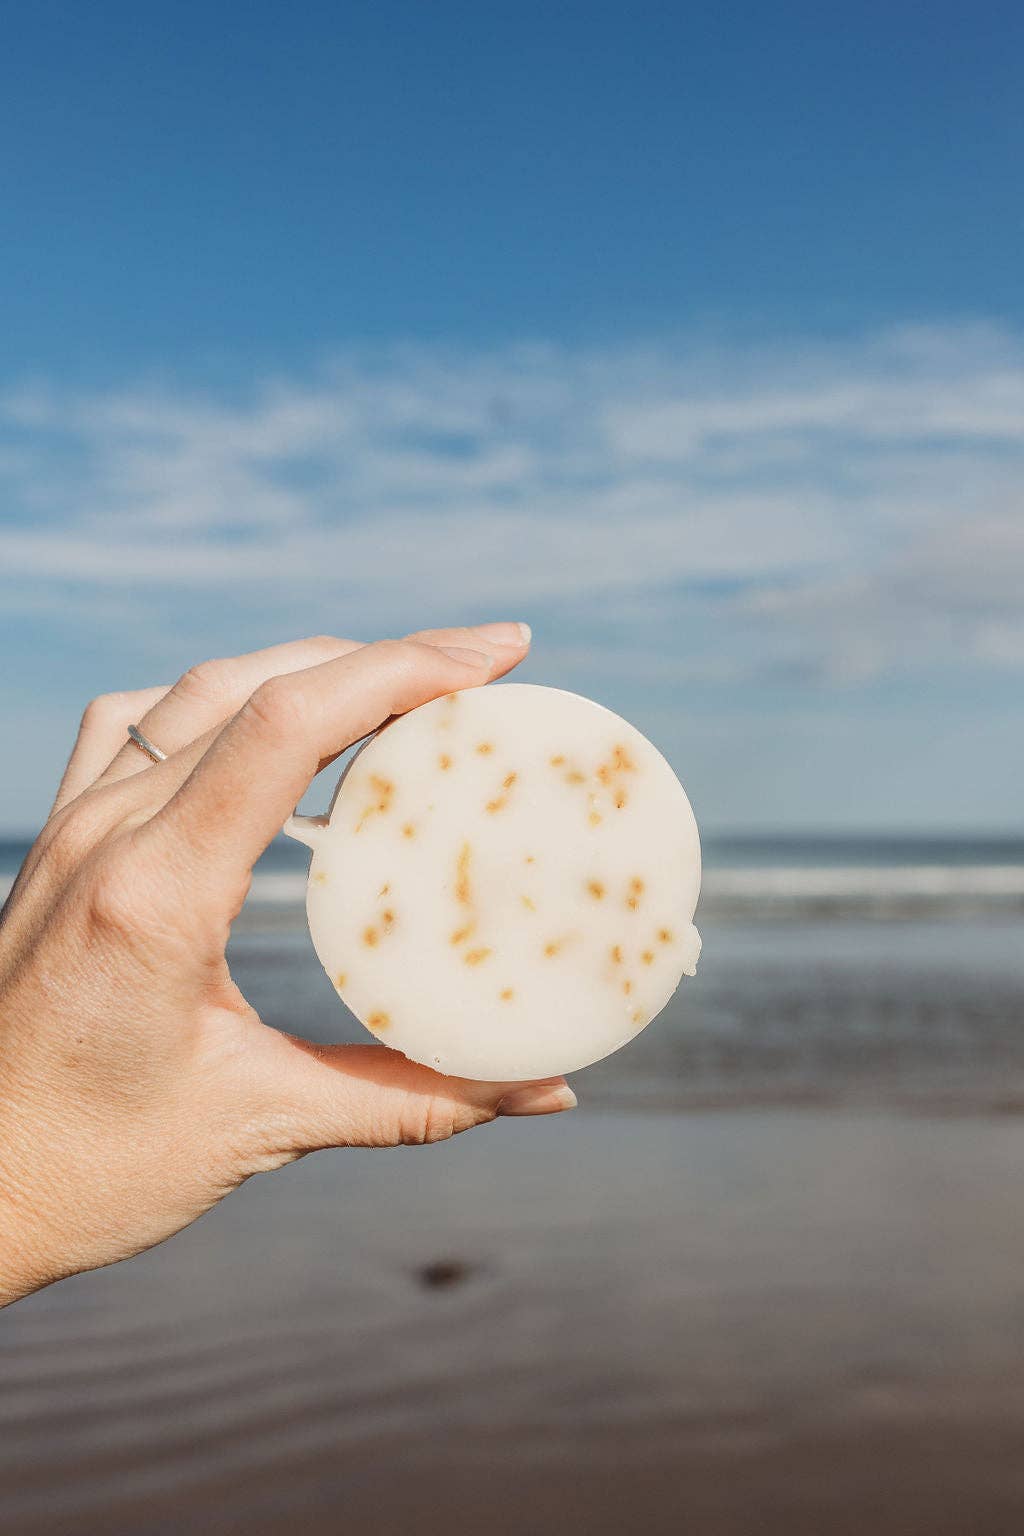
[5,864,1022,917]
[706,865,1024,900]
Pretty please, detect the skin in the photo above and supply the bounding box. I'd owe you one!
[0,622,576,1308]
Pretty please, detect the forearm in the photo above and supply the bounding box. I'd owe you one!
[0,1159,52,1307]
[0,1026,57,1304]
[0,1029,74,1306]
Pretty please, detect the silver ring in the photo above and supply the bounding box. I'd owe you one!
[126,724,167,763]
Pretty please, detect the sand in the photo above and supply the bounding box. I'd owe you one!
[4,1107,1024,1534]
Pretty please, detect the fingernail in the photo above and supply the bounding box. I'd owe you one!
[440,646,493,668]
[498,1083,578,1117]
[471,621,532,647]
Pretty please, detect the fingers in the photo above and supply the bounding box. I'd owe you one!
[412,621,531,658]
[52,686,171,813]
[142,637,523,886]
[114,625,533,816]
[96,624,530,789]
[97,635,364,787]
[266,1039,577,1153]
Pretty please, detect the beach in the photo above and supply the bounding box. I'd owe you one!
[3,2,1021,1525]
[2,840,1024,1533]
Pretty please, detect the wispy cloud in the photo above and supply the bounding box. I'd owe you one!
[1,324,1022,693]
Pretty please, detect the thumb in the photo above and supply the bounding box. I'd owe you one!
[265,1038,578,1153]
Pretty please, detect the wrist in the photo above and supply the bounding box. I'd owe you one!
[0,1204,45,1307]
[0,1126,58,1308]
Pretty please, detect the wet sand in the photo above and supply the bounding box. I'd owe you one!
[3,901,1024,1533]
[5,1107,1024,1534]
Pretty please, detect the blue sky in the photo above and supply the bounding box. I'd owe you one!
[1,2,1022,833]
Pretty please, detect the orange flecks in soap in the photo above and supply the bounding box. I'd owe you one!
[378,882,391,898]
[622,979,633,996]
[313,869,328,885]
[642,950,655,966]
[381,909,396,932]
[334,972,347,990]
[550,754,566,767]
[451,846,477,944]
[475,741,494,756]
[544,938,564,958]
[525,854,536,864]
[626,877,645,912]
[367,1010,390,1033]
[610,944,624,965]
[520,894,537,912]
[464,947,492,967]
[566,769,586,785]
[356,774,395,831]
[587,879,606,900]
[591,742,638,817]
[486,770,518,814]
[438,753,453,771]
[363,926,380,948]
[455,842,472,906]
[499,987,515,1002]
[632,1008,645,1026]
[658,927,673,945]
[589,810,603,827]
[370,775,394,813]
[402,822,416,840]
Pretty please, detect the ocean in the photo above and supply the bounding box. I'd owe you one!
[9,830,1022,1112]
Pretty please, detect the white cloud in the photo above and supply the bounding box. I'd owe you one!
[1,324,1022,689]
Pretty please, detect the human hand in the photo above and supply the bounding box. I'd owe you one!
[0,623,576,1306]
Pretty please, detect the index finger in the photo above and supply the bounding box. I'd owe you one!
[143,638,510,885]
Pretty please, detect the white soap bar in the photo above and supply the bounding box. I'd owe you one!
[289,684,701,1081]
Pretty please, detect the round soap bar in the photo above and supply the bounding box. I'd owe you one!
[288,684,701,1081]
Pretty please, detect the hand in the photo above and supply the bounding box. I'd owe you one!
[0,623,576,1307]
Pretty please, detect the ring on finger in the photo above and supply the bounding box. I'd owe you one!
[126,724,168,764]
